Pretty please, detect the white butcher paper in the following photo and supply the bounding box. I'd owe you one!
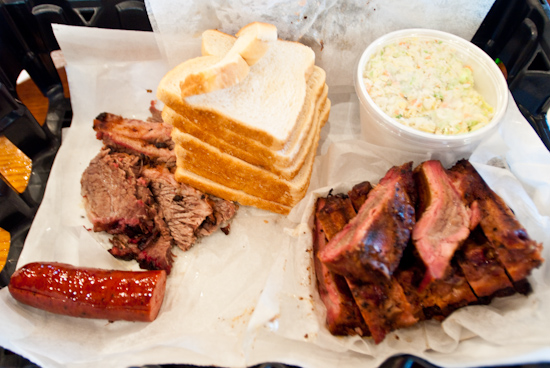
[0,0,549,367]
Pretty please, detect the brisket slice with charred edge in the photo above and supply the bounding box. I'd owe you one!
[94,112,176,167]
[109,212,174,273]
[314,196,370,336]
[412,160,472,285]
[81,149,174,273]
[449,160,543,286]
[82,113,238,273]
[197,196,238,237]
[318,162,416,281]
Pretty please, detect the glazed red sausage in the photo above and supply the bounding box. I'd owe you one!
[8,262,167,322]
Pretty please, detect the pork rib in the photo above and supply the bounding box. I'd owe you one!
[316,194,357,241]
[318,162,415,281]
[348,181,373,213]
[314,197,369,336]
[455,227,514,300]
[450,160,543,283]
[347,273,418,344]
[412,160,471,283]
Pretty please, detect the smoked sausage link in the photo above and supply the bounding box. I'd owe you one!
[8,262,167,322]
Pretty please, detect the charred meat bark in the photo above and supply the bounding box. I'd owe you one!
[348,181,373,213]
[455,227,514,301]
[316,194,358,241]
[412,160,472,283]
[82,112,238,273]
[316,180,417,343]
[197,196,237,237]
[314,197,369,336]
[109,213,174,273]
[314,159,543,344]
[450,160,543,284]
[94,112,176,166]
[347,273,417,343]
[318,162,416,281]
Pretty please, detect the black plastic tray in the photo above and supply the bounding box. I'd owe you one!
[1,0,550,367]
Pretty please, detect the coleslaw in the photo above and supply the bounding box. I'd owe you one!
[363,37,494,135]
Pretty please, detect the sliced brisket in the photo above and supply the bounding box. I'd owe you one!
[142,166,214,251]
[109,213,174,273]
[81,148,154,235]
[318,162,415,281]
[94,112,176,167]
[196,196,237,237]
[82,113,238,273]
[412,160,471,283]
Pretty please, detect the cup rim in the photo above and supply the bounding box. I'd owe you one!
[355,28,509,143]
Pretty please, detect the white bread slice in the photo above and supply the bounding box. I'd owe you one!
[174,167,292,215]
[233,22,277,65]
[165,73,328,180]
[172,99,330,207]
[180,22,277,98]
[201,29,235,57]
[157,39,316,150]
[180,53,249,98]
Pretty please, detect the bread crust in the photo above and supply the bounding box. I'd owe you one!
[175,167,292,215]
[180,22,277,97]
[173,100,330,207]
[165,79,328,180]
[158,40,315,150]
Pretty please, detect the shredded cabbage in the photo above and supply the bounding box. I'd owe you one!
[363,38,494,135]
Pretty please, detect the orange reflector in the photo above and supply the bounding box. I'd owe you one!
[0,136,33,193]
[0,228,9,272]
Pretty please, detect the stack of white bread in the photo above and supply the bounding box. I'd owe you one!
[157,22,330,215]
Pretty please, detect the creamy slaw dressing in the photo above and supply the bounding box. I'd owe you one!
[363,38,494,135]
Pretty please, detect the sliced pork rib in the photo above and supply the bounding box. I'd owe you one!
[347,273,417,344]
[316,194,358,241]
[450,160,543,283]
[81,148,154,235]
[412,160,471,283]
[318,162,416,281]
[348,181,373,213]
[94,112,176,166]
[314,159,543,344]
[455,227,514,300]
[314,197,369,337]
